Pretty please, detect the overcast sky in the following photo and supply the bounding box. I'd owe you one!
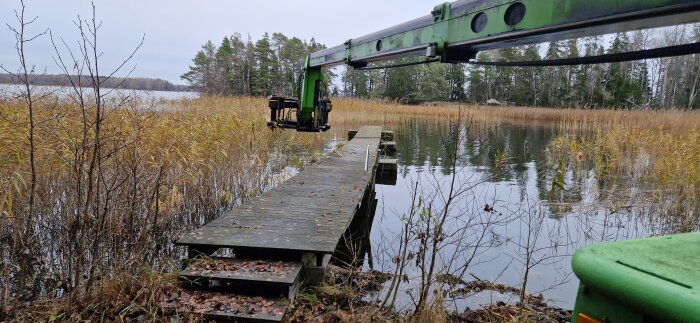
[0,0,435,84]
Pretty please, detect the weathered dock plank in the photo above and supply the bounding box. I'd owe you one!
[172,126,384,322]
[176,126,383,255]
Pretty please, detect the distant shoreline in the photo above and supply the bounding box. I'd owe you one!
[0,73,193,92]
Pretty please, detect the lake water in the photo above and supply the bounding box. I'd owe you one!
[0,84,198,101]
[338,119,684,311]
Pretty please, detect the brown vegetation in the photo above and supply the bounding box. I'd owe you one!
[331,98,700,131]
[2,95,698,321]
[0,95,324,319]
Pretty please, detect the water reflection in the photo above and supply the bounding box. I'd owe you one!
[367,119,685,310]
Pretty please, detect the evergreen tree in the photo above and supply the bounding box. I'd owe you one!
[342,68,369,97]
[252,33,278,96]
[180,27,699,109]
[215,37,235,95]
[383,59,418,102]
[542,41,566,106]
[229,33,248,95]
[467,51,492,103]
[181,40,217,95]
[271,33,289,95]
[581,36,606,107]
[280,37,307,96]
[368,69,387,98]
[562,39,581,106]
[604,33,644,107]
[418,63,450,102]
[446,64,466,101]
[493,47,518,101]
[513,44,542,105]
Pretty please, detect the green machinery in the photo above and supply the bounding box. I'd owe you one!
[267,0,700,132]
[572,233,700,323]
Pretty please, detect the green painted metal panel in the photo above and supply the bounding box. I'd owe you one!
[309,0,700,67]
[299,57,323,123]
[571,233,700,323]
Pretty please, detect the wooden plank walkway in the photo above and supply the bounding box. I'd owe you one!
[170,126,385,322]
[176,126,382,255]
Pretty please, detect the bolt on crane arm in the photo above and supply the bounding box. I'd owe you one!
[267,0,700,131]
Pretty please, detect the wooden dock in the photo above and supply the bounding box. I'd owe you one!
[170,126,388,322]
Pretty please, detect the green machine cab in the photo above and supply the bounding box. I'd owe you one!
[572,233,700,323]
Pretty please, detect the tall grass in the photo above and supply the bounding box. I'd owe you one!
[546,126,699,228]
[0,95,324,317]
[329,98,698,228]
[1,95,697,319]
[331,98,700,133]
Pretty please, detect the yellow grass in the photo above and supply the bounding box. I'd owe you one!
[1,95,698,318]
[330,98,700,133]
[0,95,327,317]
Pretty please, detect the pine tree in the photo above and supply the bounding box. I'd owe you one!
[604,32,643,107]
[181,40,217,95]
[229,33,247,95]
[542,41,565,106]
[446,64,466,101]
[513,44,542,105]
[418,63,450,102]
[384,59,418,102]
[368,69,387,98]
[252,33,278,96]
[467,51,492,103]
[280,37,307,96]
[271,33,289,95]
[342,68,369,97]
[562,39,580,106]
[215,37,235,95]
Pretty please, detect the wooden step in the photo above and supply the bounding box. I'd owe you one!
[164,289,290,322]
[179,258,302,300]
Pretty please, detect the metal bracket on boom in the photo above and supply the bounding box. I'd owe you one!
[267,94,332,132]
[267,56,331,132]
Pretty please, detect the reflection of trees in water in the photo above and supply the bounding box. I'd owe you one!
[373,119,694,310]
[392,119,692,230]
[396,120,564,204]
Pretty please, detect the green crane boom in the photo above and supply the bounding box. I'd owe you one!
[267,0,700,131]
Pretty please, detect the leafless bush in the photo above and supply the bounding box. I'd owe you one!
[378,109,512,317]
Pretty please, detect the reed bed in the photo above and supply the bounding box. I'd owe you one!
[1,95,697,319]
[331,98,700,133]
[329,98,699,228]
[0,95,325,318]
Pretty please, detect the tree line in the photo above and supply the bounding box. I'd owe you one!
[183,25,699,109]
[0,73,190,92]
[181,32,328,97]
